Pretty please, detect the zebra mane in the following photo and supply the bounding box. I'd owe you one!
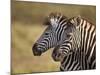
[44,12,68,27]
[68,15,81,27]
[82,17,95,25]
[68,16,95,27]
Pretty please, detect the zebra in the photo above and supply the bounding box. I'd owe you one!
[32,13,68,56]
[52,16,96,70]
[32,13,96,71]
[52,44,81,71]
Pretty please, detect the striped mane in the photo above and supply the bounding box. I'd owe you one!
[68,16,95,27]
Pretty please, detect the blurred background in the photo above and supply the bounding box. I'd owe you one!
[11,0,96,74]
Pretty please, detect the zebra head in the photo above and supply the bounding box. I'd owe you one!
[52,16,82,61]
[32,13,68,56]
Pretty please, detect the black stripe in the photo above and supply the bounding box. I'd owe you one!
[88,28,95,49]
[60,67,64,71]
[87,35,95,61]
[57,26,62,41]
[64,54,72,69]
[71,61,78,70]
[82,21,87,52]
[85,25,92,53]
[61,56,67,65]
[67,52,74,70]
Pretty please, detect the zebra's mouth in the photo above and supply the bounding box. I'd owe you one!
[32,43,42,56]
[32,49,42,56]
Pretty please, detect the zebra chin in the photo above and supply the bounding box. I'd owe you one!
[32,43,42,56]
[52,54,61,62]
[52,57,61,62]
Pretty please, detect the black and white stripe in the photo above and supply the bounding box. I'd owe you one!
[32,13,96,71]
[52,38,82,71]
[32,13,68,56]
[52,16,96,71]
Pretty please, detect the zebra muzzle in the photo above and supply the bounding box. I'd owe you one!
[32,43,42,56]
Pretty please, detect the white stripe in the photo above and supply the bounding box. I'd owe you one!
[58,15,62,23]
[59,19,66,26]
[86,25,95,54]
[62,55,69,69]
[84,22,90,52]
[79,19,83,27]
[65,55,72,70]
[81,19,86,49]
[90,27,96,46]
[68,62,75,70]
[91,60,96,68]
[77,66,81,70]
[73,63,79,70]
[88,42,95,62]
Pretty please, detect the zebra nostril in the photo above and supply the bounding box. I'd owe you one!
[32,43,42,56]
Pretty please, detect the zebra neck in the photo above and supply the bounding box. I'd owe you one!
[72,28,81,50]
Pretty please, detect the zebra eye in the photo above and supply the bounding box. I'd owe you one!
[45,33,49,36]
[66,34,71,38]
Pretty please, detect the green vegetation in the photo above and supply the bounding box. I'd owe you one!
[11,0,96,74]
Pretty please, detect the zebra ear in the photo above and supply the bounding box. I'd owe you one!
[76,15,81,26]
[43,18,58,28]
